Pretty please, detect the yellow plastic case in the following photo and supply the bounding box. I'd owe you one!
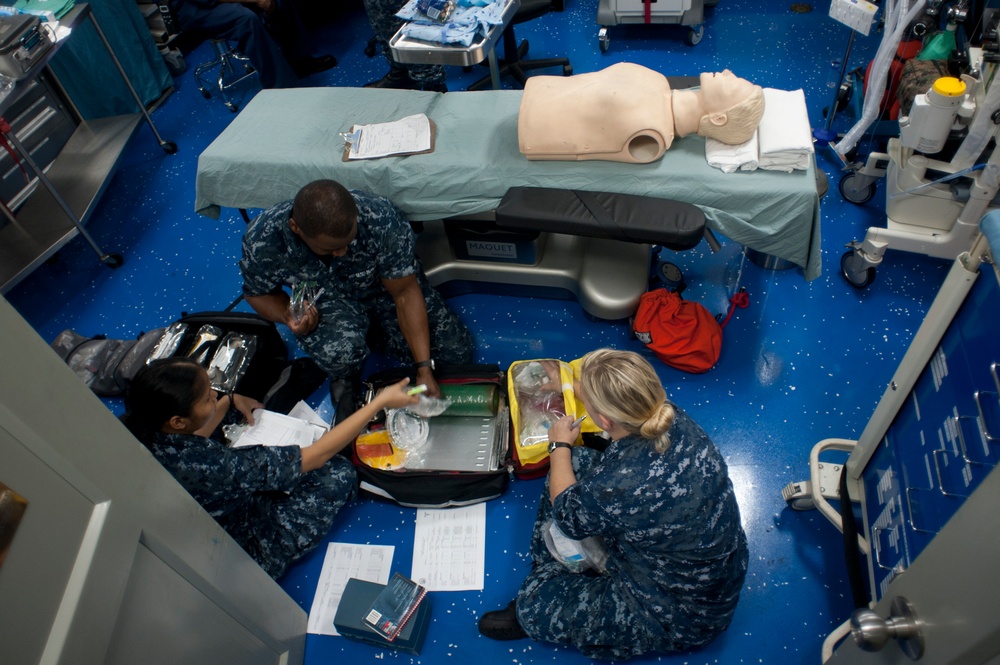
[507,358,602,468]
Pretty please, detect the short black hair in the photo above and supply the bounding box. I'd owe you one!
[120,357,206,441]
[291,179,359,238]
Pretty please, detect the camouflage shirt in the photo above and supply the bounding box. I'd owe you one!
[553,405,747,649]
[144,431,302,521]
[240,191,417,304]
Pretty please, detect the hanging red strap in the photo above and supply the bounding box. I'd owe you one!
[719,288,749,330]
[644,0,652,23]
[0,117,30,183]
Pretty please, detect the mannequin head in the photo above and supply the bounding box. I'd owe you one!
[694,70,765,144]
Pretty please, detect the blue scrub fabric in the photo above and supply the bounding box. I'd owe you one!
[48,0,172,119]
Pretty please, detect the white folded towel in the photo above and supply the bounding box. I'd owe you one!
[705,131,759,173]
[757,88,814,172]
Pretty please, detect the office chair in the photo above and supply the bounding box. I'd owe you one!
[467,0,572,91]
[194,39,259,112]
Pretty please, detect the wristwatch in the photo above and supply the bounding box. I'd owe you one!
[414,359,435,371]
[548,441,572,454]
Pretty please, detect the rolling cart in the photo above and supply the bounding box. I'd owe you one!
[597,0,717,52]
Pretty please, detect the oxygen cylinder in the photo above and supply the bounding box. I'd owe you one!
[898,77,967,154]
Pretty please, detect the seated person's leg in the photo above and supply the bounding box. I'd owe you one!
[516,565,660,659]
[174,1,298,89]
[295,298,371,423]
[368,277,474,366]
[362,0,420,90]
[264,0,338,77]
[226,457,358,579]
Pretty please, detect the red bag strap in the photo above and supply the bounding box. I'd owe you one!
[719,288,749,330]
[0,117,30,183]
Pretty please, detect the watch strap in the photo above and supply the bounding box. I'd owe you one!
[414,359,434,370]
[548,441,572,454]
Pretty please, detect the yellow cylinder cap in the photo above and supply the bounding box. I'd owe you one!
[932,77,966,97]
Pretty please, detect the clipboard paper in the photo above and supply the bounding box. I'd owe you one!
[343,113,436,160]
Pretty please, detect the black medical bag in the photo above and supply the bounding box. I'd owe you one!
[351,364,512,508]
[50,311,292,400]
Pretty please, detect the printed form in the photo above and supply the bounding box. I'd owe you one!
[411,503,486,591]
[347,114,432,160]
[307,542,394,635]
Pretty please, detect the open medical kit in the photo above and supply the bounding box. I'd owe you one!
[507,358,605,477]
[0,13,53,81]
[352,364,512,508]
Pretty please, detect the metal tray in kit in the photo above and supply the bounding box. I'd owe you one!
[389,0,519,67]
[406,404,509,472]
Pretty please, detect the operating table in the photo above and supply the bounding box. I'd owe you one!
[195,87,823,317]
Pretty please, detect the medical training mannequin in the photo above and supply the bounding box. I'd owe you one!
[518,63,765,164]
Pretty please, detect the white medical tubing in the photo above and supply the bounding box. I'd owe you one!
[835,0,928,156]
[952,74,1000,168]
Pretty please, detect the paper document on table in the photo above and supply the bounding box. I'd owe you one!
[230,408,326,448]
[410,503,485,591]
[307,542,395,635]
[344,113,435,160]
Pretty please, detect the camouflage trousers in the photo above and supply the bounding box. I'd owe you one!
[363,0,444,83]
[220,455,357,579]
[295,273,473,379]
[515,447,666,660]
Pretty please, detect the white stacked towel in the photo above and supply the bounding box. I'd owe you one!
[705,87,815,173]
[756,88,814,172]
[705,132,759,173]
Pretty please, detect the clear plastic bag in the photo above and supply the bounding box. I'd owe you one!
[542,520,609,574]
[404,394,452,418]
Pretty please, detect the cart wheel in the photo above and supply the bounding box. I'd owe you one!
[200,89,211,99]
[101,253,124,269]
[562,64,573,76]
[598,27,610,53]
[786,495,816,511]
[364,36,378,57]
[225,102,239,113]
[685,25,704,46]
[841,249,876,289]
[160,141,178,155]
[657,261,685,292]
[839,172,876,204]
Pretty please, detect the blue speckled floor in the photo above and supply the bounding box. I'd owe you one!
[5,0,957,662]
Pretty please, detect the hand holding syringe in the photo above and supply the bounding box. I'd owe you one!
[289,281,323,321]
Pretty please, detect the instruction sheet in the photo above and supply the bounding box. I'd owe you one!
[410,503,486,591]
[307,542,394,635]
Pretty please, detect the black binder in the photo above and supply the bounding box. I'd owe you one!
[333,577,431,655]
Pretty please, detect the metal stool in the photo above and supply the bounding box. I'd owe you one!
[194,39,258,112]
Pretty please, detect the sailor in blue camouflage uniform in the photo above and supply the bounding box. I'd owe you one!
[479,349,748,659]
[362,0,447,91]
[122,357,418,579]
[240,179,473,402]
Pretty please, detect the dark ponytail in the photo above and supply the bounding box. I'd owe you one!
[120,358,206,442]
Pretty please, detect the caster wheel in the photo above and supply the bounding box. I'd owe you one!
[598,27,610,53]
[657,261,686,292]
[101,253,124,268]
[161,141,178,155]
[225,102,239,113]
[787,496,816,511]
[685,25,704,45]
[200,89,211,99]
[839,172,876,204]
[841,250,876,289]
[562,64,573,76]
